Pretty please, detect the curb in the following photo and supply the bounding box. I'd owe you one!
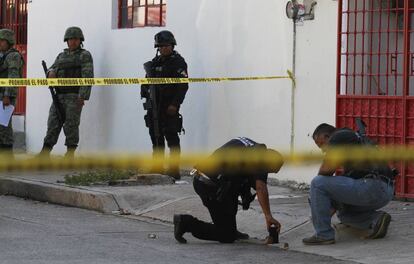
[0,177,120,213]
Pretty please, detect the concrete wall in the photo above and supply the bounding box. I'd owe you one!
[26,0,339,183]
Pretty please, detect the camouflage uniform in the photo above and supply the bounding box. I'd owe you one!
[41,27,93,156]
[0,29,24,153]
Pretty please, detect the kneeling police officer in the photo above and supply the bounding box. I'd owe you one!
[174,137,284,243]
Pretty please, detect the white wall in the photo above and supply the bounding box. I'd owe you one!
[26,0,339,183]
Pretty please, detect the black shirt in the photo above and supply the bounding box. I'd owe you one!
[328,128,360,147]
[326,128,389,179]
[141,51,188,109]
[196,137,270,189]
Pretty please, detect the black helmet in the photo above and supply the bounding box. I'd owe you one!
[154,30,177,48]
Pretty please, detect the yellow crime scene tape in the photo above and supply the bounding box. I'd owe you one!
[0,71,294,87]
[0,146,413,173]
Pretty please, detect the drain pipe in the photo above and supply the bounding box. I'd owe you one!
[290,20,297,153]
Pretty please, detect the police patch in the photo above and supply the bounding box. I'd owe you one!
[178,69,188,78]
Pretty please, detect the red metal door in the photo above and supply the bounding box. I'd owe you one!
[0,0,28,115]
[336,0,414,198]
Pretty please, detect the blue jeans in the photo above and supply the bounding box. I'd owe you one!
[309,175,394,240]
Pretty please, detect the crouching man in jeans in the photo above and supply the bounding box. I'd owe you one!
[303,123,394,245]
[173,137,284,243]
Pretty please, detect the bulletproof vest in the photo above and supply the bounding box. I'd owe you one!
[0,49,21,79]
[345,131,394,179]
[55,50,83,94]
[150,53,185,106]
[0,49,23,96]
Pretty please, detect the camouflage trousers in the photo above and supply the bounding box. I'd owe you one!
[43,94,83,147]
[0,97,16,146]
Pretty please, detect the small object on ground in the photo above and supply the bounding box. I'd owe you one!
[267,226,279,244]
[281,242,289,250]
[148,234,157,239]
[119,208,131,215]
[174,180,189,185]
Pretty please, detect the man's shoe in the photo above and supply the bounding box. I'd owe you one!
[236,230,250,240]
[369,212,391,239]
[173,214,187,244]
[302,235,335,245]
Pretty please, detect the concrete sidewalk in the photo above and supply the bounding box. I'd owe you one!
[0,170,412,264]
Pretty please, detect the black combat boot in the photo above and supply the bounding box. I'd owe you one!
[236,230,250,240]
[167,148,181,180]
[173,214,193,244]
[64,146,77,159]
[166,167,181,180]
[149,148,165,174]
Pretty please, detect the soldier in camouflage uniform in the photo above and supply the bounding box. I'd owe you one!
[0,29,24,157]
[39,27,93,158]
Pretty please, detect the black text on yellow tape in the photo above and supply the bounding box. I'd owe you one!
[0,71,295,87]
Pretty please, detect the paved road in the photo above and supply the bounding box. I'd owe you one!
[0,195,356,264]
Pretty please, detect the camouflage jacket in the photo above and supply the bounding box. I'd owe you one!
[0,48,24,98]
[49,47,94,100]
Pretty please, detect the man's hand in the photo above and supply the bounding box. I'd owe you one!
[78,98,85,108]
[167,105,178,116]
[47,71,57,78]
[256,180,282,233]
[265,215,281,232]
[2,96,11,108]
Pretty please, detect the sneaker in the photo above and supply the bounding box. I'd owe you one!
[173,214,187,244]
[369,212,391,239]
[302,235,335,245]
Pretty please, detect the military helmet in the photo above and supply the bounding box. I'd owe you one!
[0,29,16,45]
[64,27,85,42]
[154,30,176,48]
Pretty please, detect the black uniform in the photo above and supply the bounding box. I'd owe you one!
[141,51,188,156]
[183,137,272,243]
[328,128,393,180]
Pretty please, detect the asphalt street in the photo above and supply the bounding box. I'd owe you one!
[0,195,357,264]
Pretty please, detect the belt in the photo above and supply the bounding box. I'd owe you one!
[364,174,394,185]
[190,169,216,187]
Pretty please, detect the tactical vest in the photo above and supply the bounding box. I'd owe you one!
[0,49,22,79]
[0,49,24,96]
[55,50,83,94]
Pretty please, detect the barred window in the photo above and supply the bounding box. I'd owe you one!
[119,0,166,28]
[0,0,28,44]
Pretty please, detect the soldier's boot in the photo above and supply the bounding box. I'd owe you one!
[173,214,193,244]
[167,148,181,180]
[149,148,165,174]
[64,146,77,159]
[0,144,14,160]
[38,144,53,158]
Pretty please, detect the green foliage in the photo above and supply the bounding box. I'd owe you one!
[64,169,136,186]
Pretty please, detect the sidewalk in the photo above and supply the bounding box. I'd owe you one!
[0,170,412,264]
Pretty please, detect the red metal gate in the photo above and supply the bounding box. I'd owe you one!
[0,0,27,115]
[336,0,414,198]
